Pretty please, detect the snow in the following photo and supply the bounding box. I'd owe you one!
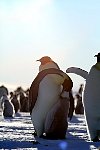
[0,111,100,150]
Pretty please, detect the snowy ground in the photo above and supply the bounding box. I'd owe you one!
[0,111,100,150]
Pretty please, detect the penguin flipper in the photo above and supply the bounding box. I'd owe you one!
[66,67,88,79]
[68,91,74,120]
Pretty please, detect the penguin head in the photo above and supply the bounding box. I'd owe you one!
[1,94,9,103]
[37,56,52,65]
[94,52,100,63]
[37,56,60,72]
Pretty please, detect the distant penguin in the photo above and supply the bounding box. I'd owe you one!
[75,94,84,115]
[66,53,100,142]
[0,85,8,99]
[29,56,73,137]
[0,85,8,108]
[1,94,15,118]
[10,93,20,113]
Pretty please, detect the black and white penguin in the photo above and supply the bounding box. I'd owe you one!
[1,94,15,118]
[66,53,100,142]
[10,92,20,114]
[0,85,8,109]
[83,53,100,142]
[29,56,73,137]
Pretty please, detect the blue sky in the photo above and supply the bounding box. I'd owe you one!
[0,0,100,91]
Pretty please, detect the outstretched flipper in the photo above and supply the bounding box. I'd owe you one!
[66,67,88,79]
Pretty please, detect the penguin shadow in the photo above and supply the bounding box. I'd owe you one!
[69,114,85,123]
[67,115,100,149]
[15,112,22,117]
[30,114,100,150]
[67,114,87,140]
[11,112,32,124]
[2,113,21,122]
[3,116,15,121]
[0,140,35,149]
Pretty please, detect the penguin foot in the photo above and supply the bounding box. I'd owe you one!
[39,133,56,139]
[92,136,100,142]
[40,133,66,140]
[39,134,47,139]
[32,140,39,144]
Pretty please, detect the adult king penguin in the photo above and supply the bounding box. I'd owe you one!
[29,56,73,138]
[66,53,100,142]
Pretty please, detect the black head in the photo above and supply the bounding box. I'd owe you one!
[94,52,100,62]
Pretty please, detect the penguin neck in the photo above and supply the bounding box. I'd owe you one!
[94,62,100,70]
[97,57,100,63]
[39,62,60,72]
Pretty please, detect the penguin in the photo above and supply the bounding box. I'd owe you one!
[44,88,70,139]
[66,53,100,142]
[1,94,15,118]
[10,93,20,113]
[75,94,84,115]
[83,53,100,142]
[0,85,8,109]
[29,56,73,137]
[0,85,8,99]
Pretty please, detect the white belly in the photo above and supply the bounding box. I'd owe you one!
[31,75,61,137]
[83,67,100,117]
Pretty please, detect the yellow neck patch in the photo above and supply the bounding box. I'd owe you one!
[94,63,100,70]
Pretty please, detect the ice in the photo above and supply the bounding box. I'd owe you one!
[0,112,100,150]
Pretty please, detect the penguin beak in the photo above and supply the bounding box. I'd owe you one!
[36,59,40,62]
[94,55,97,57]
